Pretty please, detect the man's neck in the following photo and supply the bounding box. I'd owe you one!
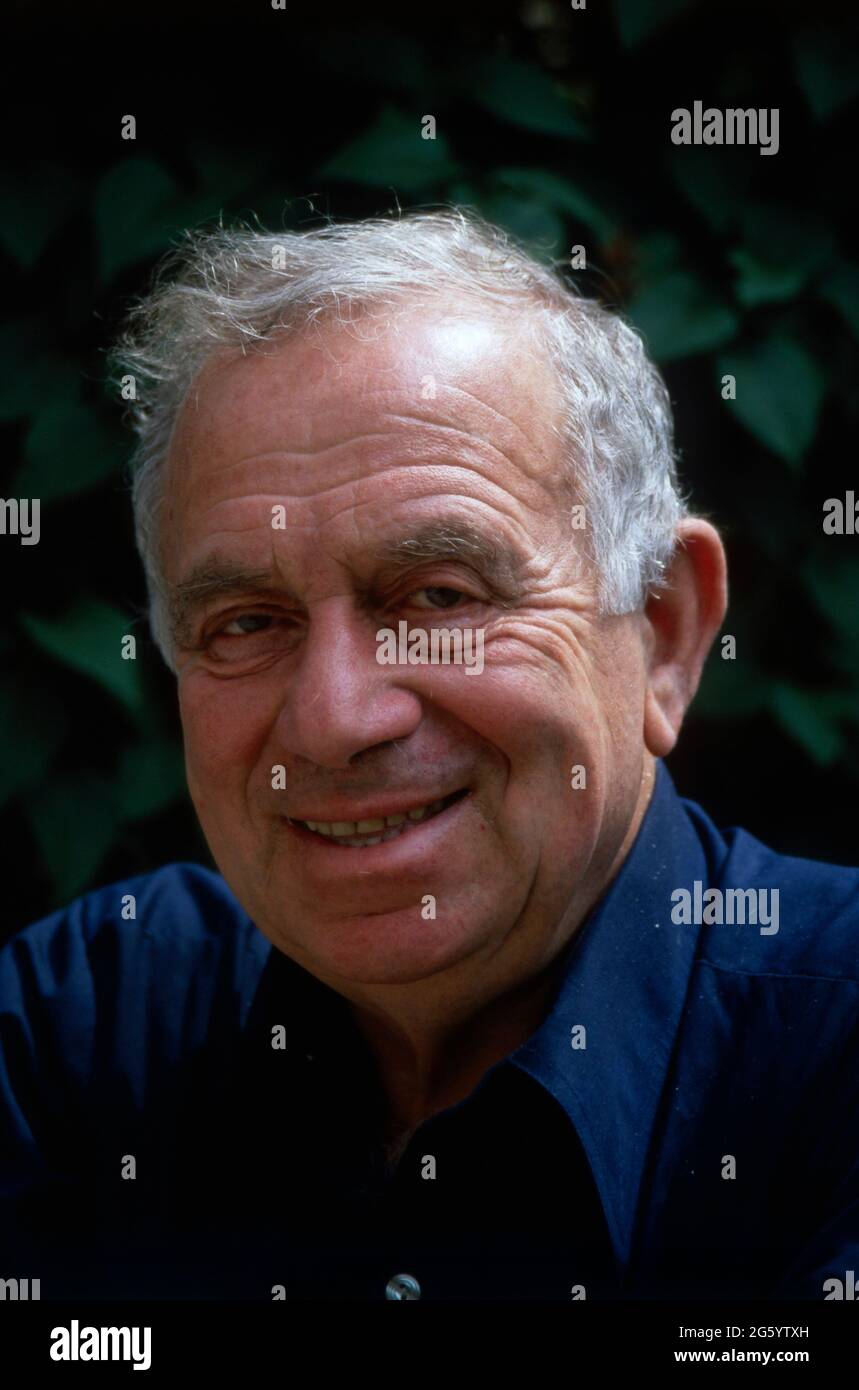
[349,758,658,1141]
[353,947,572,1143]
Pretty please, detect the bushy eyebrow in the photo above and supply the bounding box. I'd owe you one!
[169,518,526,646]
[379,521,525,595]
[169,563,283,648]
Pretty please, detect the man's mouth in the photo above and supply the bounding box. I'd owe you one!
[286,788,469,848]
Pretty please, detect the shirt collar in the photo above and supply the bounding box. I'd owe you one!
[244,760,720,1269]
[508,759,717,1270]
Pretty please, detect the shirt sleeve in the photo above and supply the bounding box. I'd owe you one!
[1,863,259,1200]
[769,1005,859,1299]
[0,899,99,1199]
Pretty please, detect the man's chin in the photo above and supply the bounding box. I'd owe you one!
[260,904,495,989]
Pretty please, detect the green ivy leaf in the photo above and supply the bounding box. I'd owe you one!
[94,158,181,284]
[491,168,618,241]
[729,204,836,307]
[802,553,859,674]
[0,165,82,268]
[27,770,120,901]
[0,676,68,810]
[14,400,126,501]
[820,262,859,341]
[695,653,769,719]
[115,735,186,822]
[717,335,825,466]
[667,147,754,234]
[729,249,809,308]
[317,106,462,190]
[19,600,145,718]
[614,0,701,48]
[466,56,590,140]
[794,27,859,121]
[627,270,738,361]
[482,192,566,256]
[0,344,81,423]
[769,683,845,765]
[184,140,263,201]
[635,231,683,275]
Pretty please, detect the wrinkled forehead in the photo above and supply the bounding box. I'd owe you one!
[165,304,567,478]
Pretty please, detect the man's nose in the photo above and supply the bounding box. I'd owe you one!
[272,601,423,768]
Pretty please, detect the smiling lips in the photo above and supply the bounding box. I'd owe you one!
[287,789,467,847]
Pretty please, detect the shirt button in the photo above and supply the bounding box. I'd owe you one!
[385,1273,421,1301]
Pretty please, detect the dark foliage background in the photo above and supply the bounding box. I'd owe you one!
[3,0,858,936]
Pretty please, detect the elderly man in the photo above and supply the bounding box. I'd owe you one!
[2,210,857,1303]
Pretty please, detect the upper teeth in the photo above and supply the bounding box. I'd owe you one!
[303,798,445,837]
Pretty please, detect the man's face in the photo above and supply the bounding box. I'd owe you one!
[163,306,650,993]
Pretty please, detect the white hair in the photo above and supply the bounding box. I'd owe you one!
[108,206,687,667]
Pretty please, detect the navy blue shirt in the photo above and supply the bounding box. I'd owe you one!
[2,762,857,1301]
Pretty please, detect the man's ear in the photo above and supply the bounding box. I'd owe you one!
[643,518,728,758]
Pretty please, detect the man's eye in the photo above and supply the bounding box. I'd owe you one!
[220,614,274,636]
[410,586,466,610]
